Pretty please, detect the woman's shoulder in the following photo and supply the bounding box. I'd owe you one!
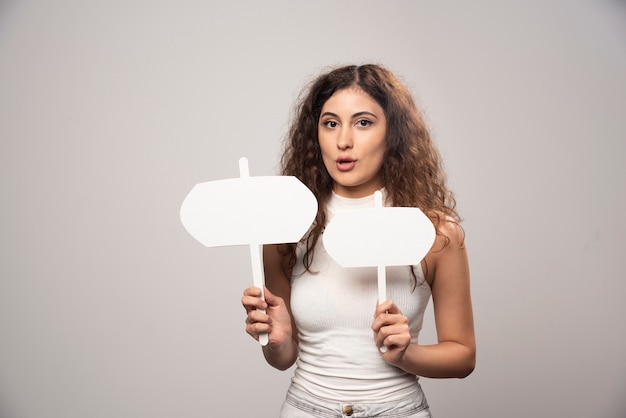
[422,211,467,284]
[424,210,465,254]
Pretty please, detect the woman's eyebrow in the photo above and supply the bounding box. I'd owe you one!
[320,111,339,119]
[352,111,379,119]
[320,111,379,119]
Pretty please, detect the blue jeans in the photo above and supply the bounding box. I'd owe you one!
[279,384,432,418]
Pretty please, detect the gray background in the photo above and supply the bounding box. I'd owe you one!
[1,0,625,417]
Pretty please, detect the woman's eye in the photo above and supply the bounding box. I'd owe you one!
[357,119,372,127]
[324,121,338,128]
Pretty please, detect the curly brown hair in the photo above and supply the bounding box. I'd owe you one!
[280,64,460,273]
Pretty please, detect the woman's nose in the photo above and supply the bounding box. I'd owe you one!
[337,128,353,150]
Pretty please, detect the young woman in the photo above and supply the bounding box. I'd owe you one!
[242,64,475,417]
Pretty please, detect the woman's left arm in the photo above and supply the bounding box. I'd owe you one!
[372,220,476,378]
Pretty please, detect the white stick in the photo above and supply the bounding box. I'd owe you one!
[378,264,388,353]
[249,242,269,346]
[378,265,386,303]
[374,191,386,303]
[238,156,250,178]
[374,191,388,352]
[240,157,268,346]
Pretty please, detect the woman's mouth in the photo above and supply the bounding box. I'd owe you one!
[336,158,356,172]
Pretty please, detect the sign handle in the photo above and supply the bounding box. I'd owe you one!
[375,190,388,353]
[241,157,268,346]
[249,243,269,346]
[374,191,387,303]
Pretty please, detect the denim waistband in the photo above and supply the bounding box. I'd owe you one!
[282,384,430,418]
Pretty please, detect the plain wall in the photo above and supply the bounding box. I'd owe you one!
[1,0,625,417]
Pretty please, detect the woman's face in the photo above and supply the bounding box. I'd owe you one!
[318,87,387,198]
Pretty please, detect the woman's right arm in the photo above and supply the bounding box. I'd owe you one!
[241,244,299,370]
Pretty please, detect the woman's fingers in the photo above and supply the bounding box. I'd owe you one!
[244,300,272,340]
[245,318,271,339]
[372,301,410,351]
[242,285,292,345]
[241,286,268,312]
[242,286,270,341]
[374,299,400,316]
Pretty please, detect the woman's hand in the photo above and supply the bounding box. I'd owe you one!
[242,285,293,348]
[372,300,411,365]
[372,220,475,379]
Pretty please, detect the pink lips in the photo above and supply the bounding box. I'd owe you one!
[336,158,356,172]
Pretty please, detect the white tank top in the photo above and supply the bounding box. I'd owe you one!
[289,190,432,401]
